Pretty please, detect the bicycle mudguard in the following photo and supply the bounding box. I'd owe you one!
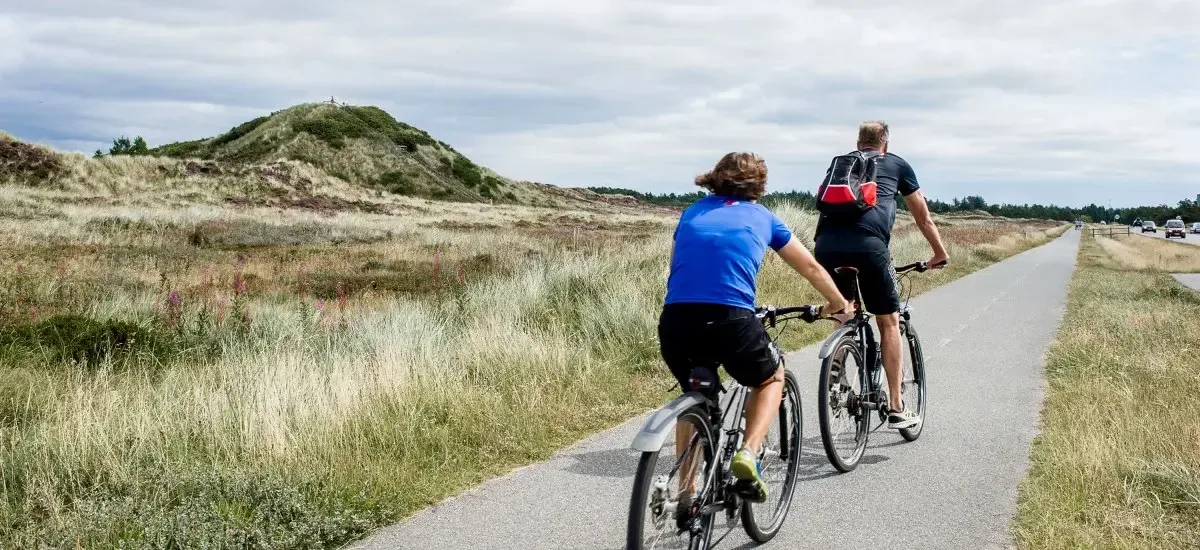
[818,324,858,360]
[630,393,709,452]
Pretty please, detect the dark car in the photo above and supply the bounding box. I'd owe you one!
[1133,219,1143,227]
[1142,221,1157,233]
[1165,219,1186,239]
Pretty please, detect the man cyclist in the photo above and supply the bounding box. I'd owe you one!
[813,121,949,429]
[660,151,849,504]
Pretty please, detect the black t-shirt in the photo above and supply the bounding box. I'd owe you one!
[815,149,920,250]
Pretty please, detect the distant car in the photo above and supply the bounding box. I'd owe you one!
[1100,221,1107,225]
[1164,219,1186,238]
[1192,222,1200,234]
[1133,219,1143,227]
[1142,221,1156,233]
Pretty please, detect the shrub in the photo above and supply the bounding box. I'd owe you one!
[150,139,210,159]
[224,138,278,164]
[0,315,157,368]
[211,116,270,147]
[294,119,349,149]
[0,136,65,185]
[293,106,437,151]
[109,136,150,156]
[375,171,416,195]
[451,157,482,188]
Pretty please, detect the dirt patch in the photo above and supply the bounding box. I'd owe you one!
[184,161,222,176]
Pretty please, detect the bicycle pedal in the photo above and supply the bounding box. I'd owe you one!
[731,480,767,503]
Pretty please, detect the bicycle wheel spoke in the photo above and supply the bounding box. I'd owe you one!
[631,413,716,550]
[741,371,804,542]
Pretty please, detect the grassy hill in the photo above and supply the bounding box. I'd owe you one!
[2,103,645,210]
[150,103,513,202]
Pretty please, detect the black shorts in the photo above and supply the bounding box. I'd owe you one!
[657,303,781,390]
[814,242,900,315]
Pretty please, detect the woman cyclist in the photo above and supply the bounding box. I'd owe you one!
[659,151,849,504]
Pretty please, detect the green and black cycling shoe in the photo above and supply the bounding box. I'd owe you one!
[730,448,768,503]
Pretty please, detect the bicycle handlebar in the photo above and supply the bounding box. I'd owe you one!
[895,259,948,274]
[755,304,823,327]
[756,260,946,327]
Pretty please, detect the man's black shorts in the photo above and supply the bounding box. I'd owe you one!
[814,240,900,315]
[657,303,780,389]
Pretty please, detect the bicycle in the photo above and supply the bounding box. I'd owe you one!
[625,304,824,549]
[815,260,940,473]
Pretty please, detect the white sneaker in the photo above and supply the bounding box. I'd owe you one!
[887,408,921,429]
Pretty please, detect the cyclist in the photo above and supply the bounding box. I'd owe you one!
[813,120,949,430]
[659,151,849,504]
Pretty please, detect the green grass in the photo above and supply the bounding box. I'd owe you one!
[1014,236,1200,549]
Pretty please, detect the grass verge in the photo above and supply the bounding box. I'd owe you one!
[1014,234,1200,549]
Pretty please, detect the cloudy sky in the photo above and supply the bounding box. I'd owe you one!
[2,0,1198,207]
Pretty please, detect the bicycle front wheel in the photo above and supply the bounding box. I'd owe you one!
[898,320,926,442]
[627,407,717,550]
[818,334,868,473]
[740,368,803,542]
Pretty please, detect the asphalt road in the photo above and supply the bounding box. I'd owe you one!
[1132,225,1200,246]
[353,231,1080,550]
[1173,273,1200,292]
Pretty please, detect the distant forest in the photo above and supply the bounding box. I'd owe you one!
[589,187,1200,224]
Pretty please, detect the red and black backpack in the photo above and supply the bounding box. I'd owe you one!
[815,150,882,218]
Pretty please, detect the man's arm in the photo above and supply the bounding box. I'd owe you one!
[903,189,950,267]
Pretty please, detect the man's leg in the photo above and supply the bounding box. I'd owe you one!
[740,367,785,455]
[857,248,919,428]
[876,313,904,412]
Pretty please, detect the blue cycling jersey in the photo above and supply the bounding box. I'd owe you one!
[665,195,794,310]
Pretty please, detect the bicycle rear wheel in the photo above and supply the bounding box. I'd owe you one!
[740,368,803,542]
[898,320,926,442]
[818,334,868,473]
[627,407,717,550]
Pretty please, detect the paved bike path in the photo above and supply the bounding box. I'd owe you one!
[352,231,1080,549]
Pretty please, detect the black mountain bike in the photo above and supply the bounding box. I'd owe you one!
[816,260,941,473]
[625,305,823,549]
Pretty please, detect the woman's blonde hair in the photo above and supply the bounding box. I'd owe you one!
[694,152,767,200]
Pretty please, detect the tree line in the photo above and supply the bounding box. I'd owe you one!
[589,187,1200,223]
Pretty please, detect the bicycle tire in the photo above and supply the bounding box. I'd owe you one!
[818,334,868,473]
[626,407,717,550]
[898,320,926,442]
[740,368,803,542]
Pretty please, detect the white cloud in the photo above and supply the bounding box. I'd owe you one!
[2,0,1198,206]
[0,16,25,73]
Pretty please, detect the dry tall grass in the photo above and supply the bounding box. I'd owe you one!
[0,189,1069,547]
[1015,236,1200,549]
[1094,235,1200,272]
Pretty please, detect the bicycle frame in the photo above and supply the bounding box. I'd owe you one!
[628,308,806,543]
[819,262,931,429]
